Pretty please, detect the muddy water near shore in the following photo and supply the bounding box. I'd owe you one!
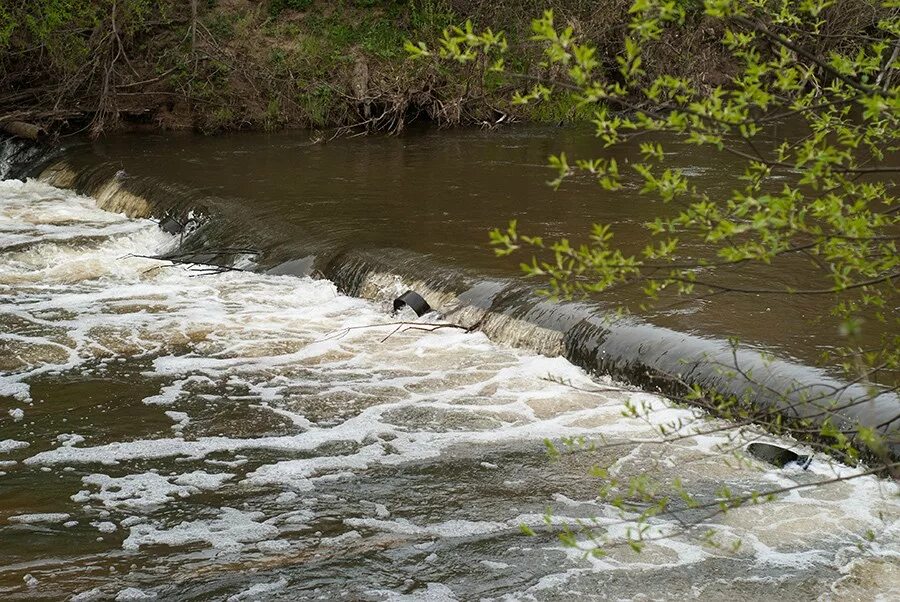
[1,179,898,600]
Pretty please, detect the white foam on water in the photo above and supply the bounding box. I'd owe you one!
[0,439,29,453]
[0,179,148,251]
[122,507,279,552]
[0,181,177,404]
[226,578,289,601]
[244,442,385,491]
[256,539,293,554]
[164,411,189,424]
[2,178,898,598]
[7,513,71,524]
[270,509,316,526]
[368,583,459,602]
[93,521,117,533]
[74,470,234,511]
[0,381,29,401]
[57,433,85,447]
[320,530,363,546]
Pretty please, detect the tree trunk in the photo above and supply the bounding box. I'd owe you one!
[1,121,46,141]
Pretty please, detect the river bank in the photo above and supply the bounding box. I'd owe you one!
[1,0,882,137]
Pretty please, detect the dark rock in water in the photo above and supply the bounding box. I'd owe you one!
[747,442,811,469]
[394,290,431,317]
[159,214,186,235]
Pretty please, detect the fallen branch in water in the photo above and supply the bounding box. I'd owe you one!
[120,251,256,276]
[318,321,471,344]
[541,375,634,394]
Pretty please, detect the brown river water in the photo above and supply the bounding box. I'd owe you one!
[62,124,894,368]
[0,127,897,600]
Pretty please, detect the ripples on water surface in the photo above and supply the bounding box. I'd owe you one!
[68,126,886,367]
[1,179,898,600]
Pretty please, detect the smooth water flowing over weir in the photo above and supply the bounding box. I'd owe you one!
[0,141,898,599]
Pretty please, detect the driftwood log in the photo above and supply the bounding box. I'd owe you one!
[1,120,46,142]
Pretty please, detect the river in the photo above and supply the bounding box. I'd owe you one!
[0,129,898,600]
[55,125,890,367]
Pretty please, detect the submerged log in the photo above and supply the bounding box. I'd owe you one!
[1,120,47,142]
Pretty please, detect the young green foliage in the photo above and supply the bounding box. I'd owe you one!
[411,0,899,558]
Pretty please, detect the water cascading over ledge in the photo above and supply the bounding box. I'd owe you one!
[24,156,900,460]
[0,134,56,180]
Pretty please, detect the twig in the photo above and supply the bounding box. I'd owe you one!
[317,321,470,344]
